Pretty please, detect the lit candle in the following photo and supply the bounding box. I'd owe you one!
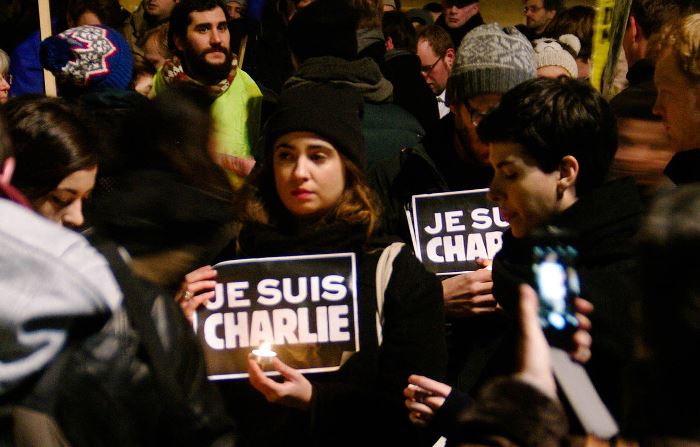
[252,342,277,368]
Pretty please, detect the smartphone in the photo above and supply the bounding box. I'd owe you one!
[532,243,580,349]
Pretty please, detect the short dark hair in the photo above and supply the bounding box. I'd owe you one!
[382,11,417,52]
[66,0,126,28]
[4,96,98,202]
[417,24,453,56]
[629,0,683,39]
[543,0,565,12]
[478,77,617,196]
[542,5,594,59]
[168,0,230,53]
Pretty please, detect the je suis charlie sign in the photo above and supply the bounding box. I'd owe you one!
[409,189,509,275]
[194,253,359,380]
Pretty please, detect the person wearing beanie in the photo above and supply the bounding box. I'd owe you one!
[177,82,447,447]
[285,0,426,167]
[434,0,484,48]
[532,34,580,78]
[151,0,263,183]
[370,22,536,403]
[40,25,134,96]
[262,84,367,171]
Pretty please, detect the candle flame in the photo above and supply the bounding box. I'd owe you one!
[259,342,272,352]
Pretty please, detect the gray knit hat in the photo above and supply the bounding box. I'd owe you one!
[447,23,536,104]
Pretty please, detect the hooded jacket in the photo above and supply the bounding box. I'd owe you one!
[0,199,122,395]
[284,56,425,167]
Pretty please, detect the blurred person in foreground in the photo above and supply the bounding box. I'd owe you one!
[608,0,685,199]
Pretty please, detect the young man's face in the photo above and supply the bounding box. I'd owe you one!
[417,39,454,95]
[487,141,564,238]
[176,7,233,83]
[441,0,478,29]
[653,49,700,152]
[523,0,556,34]
[451,93,501,164]
[144,0,178,22]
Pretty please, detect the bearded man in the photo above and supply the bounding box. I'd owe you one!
[153,0,263,180]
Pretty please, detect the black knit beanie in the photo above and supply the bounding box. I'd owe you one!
[287,0,359,63]
[265,83,366,169]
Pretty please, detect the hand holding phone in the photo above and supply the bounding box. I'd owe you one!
[532,244,580,349]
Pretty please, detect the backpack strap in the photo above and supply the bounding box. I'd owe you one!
[375,242,405,346]
[94,242,193,426]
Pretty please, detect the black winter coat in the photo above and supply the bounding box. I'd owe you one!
[220,223,447,447]
[369,114,493,243]
[382,50,440,136]
[492,178,644,420]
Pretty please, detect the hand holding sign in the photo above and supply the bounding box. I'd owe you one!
[410,189,508,275]
[441,260,499,319]
[247,356,313,410]
[177,265,218,322]
[195,253,359,379]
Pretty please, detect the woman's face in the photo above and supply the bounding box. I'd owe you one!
[487,142,569,238]
[273,131,345,219]
[35,166,97,229]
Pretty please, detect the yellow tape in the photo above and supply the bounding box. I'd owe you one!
[591,0,616,92]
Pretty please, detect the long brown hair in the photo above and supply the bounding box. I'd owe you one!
[238,141,380,240]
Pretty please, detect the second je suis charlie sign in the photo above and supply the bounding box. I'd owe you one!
[409,188,509,275]
[194,253,359,380]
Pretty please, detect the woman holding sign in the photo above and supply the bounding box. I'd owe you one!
[180,83,447,447]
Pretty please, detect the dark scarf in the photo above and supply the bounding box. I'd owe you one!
[664,148,700,185]
[88,170,236,257]
[284,56,393,104]
[160,55,238,98]
[237,220,369,258]
[493,177,642,312]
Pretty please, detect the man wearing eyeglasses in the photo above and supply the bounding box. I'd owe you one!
[371,26,536,394]
[434,0,483,47]
[520,0,563,40]
[417,25,455,118]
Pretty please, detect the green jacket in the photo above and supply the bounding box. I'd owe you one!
[152,67,263,160]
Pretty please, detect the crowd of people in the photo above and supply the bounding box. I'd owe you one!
[1,0,700,446]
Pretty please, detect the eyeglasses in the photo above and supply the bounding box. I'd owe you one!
[420,55,443,75]
[465,101,499,127]
[523,5,544,14]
